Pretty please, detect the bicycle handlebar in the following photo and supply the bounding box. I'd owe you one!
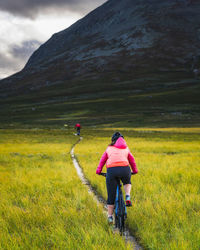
[100,172,135,177]
[99,173,106,177]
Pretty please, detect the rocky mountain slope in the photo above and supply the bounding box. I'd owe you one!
[0,0,200,96]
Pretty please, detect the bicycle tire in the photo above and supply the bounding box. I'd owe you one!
[115,190,126,234]
[115,200,120,228]
[119,216,125,234]
[119,195,125,233]
[115,212,118,228]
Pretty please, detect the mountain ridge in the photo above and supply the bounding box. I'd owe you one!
[0,0,200,97]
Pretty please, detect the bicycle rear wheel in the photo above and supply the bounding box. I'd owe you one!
[119,195,126,234]
[115,193,126,234]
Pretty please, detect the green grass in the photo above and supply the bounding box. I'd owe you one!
[0,72,199,128]
[75,128,200,250]
[0,129,131,249]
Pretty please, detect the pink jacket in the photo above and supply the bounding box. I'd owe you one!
[96,137,138,174]
[75,123,81,128]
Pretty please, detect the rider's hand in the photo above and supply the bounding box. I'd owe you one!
[96,169,101,175]
[131,172,137,175]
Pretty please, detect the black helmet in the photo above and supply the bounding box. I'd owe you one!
[111,132,124,143]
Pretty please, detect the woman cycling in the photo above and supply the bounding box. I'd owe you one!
[74,123,81,136]
[96,132,138,224]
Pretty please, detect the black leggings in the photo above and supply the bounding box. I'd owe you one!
[106,166,131,205]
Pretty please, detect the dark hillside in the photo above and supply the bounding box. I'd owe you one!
[0,72,199,128]
[0,0,200,127]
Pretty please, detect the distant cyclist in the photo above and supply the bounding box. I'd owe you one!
[75,123,81,136]
[96,132,138,223]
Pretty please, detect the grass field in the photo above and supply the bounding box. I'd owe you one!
[75,128,200,250]
[0,129,131,249]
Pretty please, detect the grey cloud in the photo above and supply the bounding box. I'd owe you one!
[10,40,42,60]
[0,51,21,78]
[0,52,18,70]
[0,39,41,78]
[0,0,106,18]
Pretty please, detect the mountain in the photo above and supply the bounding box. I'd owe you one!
[0,0,200,95]
[0,0,200,128]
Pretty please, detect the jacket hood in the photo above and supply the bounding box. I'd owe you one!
[114,137,127,149]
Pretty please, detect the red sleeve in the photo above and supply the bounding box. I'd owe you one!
[96,151,108,174]
[128,152,138,174]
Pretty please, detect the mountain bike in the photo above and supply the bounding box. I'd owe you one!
[100,173,133,234]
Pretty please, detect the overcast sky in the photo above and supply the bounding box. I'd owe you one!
[0,0,106,79]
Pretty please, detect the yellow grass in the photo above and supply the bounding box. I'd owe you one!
[0,130,131,249]
[75,128,200,250]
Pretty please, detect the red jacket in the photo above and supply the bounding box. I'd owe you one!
[75,123,81,128]
[96,137,138,174]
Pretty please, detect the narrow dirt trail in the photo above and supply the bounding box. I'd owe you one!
[70,137,143,250]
